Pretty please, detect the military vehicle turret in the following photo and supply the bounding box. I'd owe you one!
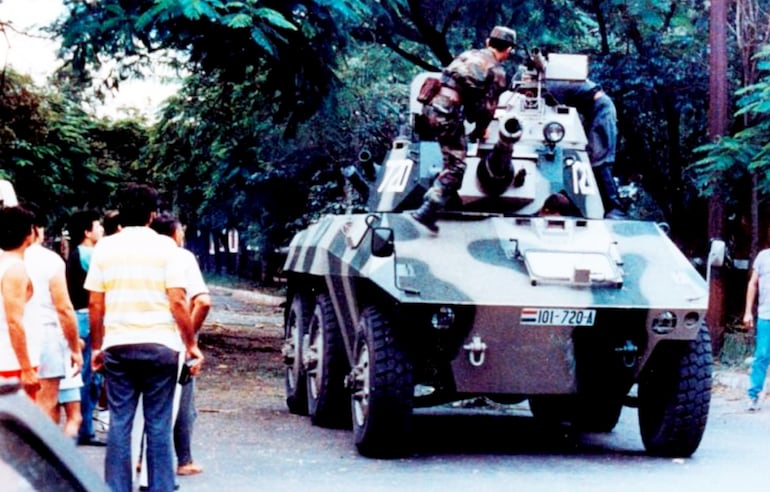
[281,52,725,458]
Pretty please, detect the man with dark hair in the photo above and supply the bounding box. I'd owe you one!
[66,209,105,445]
[102,210,121,236]
[86,183,204,492]
[24,205,83,432]
[151,212,211,477]
[411,26,517,233]
[0,206,40,399]
[744,244,770,411]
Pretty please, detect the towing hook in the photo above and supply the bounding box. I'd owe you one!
[614,340,639,368]
[463,336,488,367]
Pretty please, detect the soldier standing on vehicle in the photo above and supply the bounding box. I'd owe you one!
[545,79,626,218]
[743,246,770,411]
[411,26,517,233]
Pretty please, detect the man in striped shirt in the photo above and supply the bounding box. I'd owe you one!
[86,183,204,492]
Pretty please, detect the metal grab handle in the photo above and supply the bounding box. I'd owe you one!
[463,336,488,367]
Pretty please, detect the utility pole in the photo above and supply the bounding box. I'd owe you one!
[707,0,728,353]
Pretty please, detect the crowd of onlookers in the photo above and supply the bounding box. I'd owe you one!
[0,183,210,491]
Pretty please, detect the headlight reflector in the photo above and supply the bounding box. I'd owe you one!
[652,311,677,334]
[431,306,455,330]
[543,122,565,143]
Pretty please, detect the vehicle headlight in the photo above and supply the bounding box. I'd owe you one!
[683,312,701,329]
[651,311,677,334]
[543,122,565,143]
[431,306,456,330]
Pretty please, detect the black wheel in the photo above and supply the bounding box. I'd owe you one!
[350,305,413,458]
[529,395,622,433]
[577,397,623,433]
[638,324,712,457]
[283,293,312,415]
[305,293,350,428]
[528,395,572,425]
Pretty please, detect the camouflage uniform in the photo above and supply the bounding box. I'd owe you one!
[422,48,509,207]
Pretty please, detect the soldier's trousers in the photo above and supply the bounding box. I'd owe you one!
[423,107,467,206]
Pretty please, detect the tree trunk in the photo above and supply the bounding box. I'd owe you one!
[591,0,610,55]
[663,91,683,236]
[706,0,729,354]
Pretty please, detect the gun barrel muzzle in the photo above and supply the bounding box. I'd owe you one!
[499,116,523,144]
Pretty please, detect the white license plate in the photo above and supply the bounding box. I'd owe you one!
[520,308,596,326]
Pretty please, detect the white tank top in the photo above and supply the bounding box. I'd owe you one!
[0,257,41,372]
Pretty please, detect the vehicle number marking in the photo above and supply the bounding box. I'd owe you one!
[377,158,413,193]
[571,160,597,195]
[520,308,596,326]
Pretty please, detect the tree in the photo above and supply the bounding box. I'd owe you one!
[54,0,367,134]
[0,68,144,224]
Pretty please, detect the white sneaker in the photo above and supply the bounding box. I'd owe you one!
[748,398,760,412]
[94,409,110,432]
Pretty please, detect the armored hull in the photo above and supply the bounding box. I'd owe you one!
[281,55,721,458]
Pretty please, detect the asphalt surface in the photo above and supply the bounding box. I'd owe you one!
[71,286,763,492]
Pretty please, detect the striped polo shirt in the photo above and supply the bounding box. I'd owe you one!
[84,226,187,351]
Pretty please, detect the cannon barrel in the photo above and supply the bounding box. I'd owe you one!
[476,115,523,196]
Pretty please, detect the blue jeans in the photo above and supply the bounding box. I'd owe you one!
[103,344,179,492]
[174,377,196,465]
[749,318,770,399]
[77,310,102,440]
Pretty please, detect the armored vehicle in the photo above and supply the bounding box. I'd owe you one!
[281,52,724,458]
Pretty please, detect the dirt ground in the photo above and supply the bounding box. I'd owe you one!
[194,286,287,412]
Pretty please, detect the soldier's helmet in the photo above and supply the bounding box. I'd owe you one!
[489,26,517,47]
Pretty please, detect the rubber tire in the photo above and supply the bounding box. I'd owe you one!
[352,305,414,458]
[306,293,351,428]
[284,293,312,415]
[577,397,623,433]
[528,395,623,433]
[638,324,713,457]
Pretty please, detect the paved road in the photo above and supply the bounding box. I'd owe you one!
[75,288,769,492]
[75,372,770,492]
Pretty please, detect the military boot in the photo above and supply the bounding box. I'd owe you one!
[410,200,440,233]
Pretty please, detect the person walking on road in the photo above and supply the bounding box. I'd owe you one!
[743,246,770,411]
[86,183,204,492]
[66,209,106,446]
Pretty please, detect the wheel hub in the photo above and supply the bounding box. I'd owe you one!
[351,345,370,427]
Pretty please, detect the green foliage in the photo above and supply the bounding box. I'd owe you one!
[55,0,369,129]
[2,0,768,292]
[691,44,770,200]
[0,69,145,227]
[141,40,409,258]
